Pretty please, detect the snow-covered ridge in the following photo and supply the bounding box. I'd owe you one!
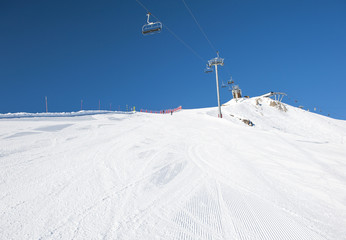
[0,110,133,119]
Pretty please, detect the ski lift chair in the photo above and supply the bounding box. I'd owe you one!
[142,13,162,35]
[228,76,234,85]
[204,64,213,73]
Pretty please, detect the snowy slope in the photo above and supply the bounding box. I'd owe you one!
[1,96,346,240]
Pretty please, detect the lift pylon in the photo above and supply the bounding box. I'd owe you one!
[208,51,224,118]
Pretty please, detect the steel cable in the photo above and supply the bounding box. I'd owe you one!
[181,0,217,54]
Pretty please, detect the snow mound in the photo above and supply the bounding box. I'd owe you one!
[219,96,346,143]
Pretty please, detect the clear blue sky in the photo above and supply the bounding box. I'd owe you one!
[1,0,345,119]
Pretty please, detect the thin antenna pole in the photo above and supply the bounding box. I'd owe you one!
[45,96,48,113]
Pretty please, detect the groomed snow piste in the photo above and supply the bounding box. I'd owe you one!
[1,96,346,240]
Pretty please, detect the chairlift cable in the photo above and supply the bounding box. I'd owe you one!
[181,0,217,53]
[135,0,150,13]
[135,0,206,63]
[181,0,239,82]
[164,26,206,62]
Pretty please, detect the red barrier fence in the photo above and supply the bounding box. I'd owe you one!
[140,106,182,114]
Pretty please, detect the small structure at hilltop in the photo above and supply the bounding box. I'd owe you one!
[257,92,288,112]
[232,85,242,100]
[261,92,286,102]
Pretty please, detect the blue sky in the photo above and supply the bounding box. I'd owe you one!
[1,0,345,119]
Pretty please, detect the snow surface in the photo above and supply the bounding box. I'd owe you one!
[0,110,127,119]
[1,96,346,240]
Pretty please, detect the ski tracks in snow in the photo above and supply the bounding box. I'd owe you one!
[184,140,326,240]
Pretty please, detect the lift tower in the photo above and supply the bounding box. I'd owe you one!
[208,52,224,118]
